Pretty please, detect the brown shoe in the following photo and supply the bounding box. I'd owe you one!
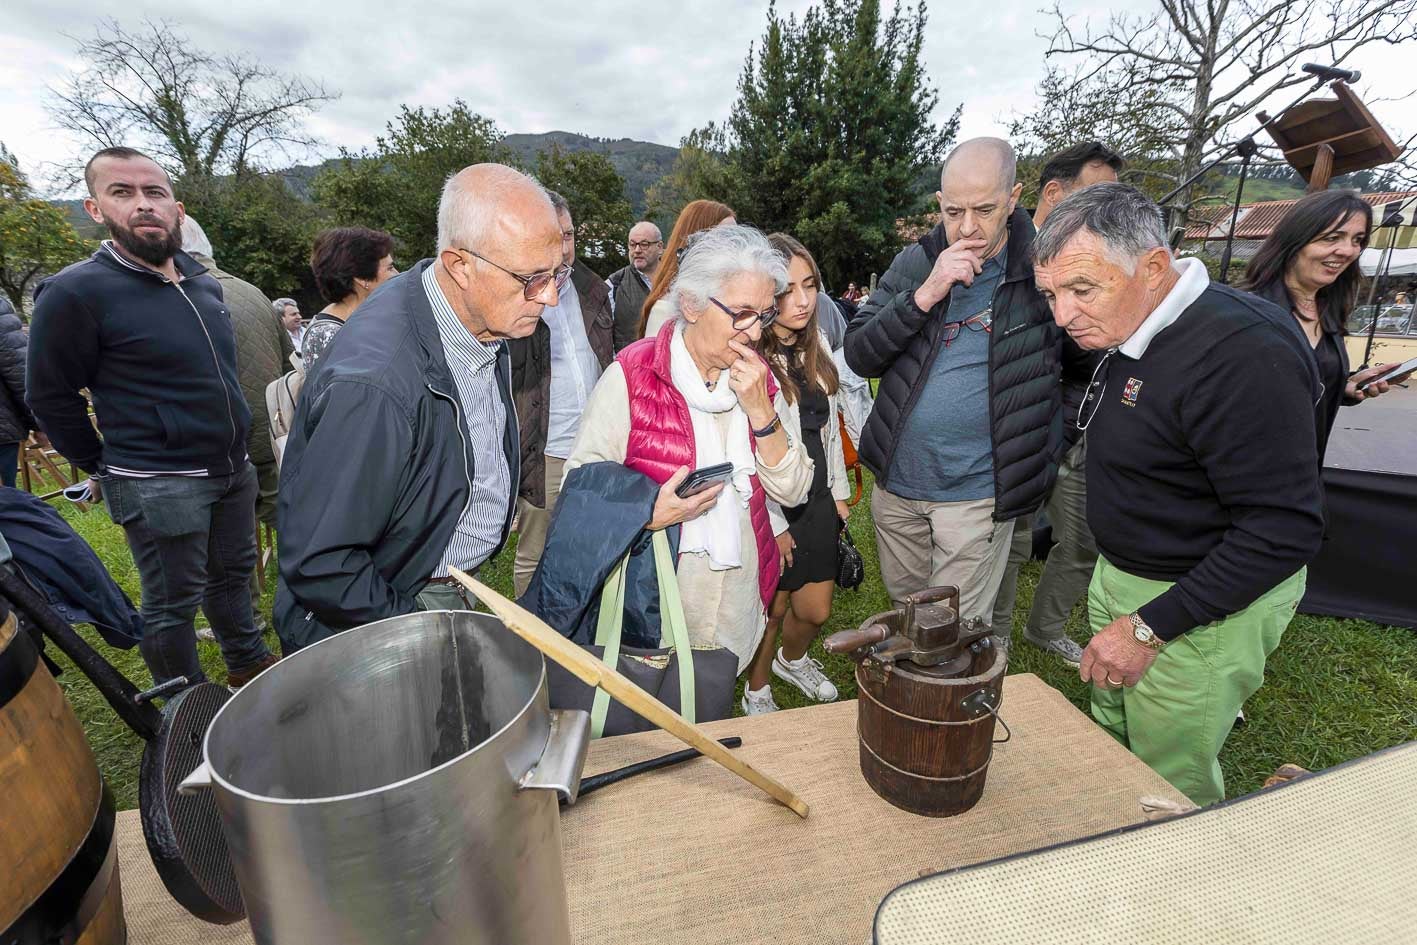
[227,652,281,690]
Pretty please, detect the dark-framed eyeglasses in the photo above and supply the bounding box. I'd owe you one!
[708,296,778,331]
[1077,349,1115,432]
[459,248,572,301]
[628,239,663,251]
[942,309,993,348]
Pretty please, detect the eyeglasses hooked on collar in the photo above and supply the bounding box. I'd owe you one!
[708,296,778,331]
[1077,348,1116,431]
[941,308,993,348]
[457,247,572,301]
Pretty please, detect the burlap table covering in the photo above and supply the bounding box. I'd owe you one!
[114,672,1186,944]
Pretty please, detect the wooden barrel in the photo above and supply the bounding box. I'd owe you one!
[856,642,1007,817]
[0,606,127,944]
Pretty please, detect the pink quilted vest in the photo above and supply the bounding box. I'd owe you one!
[618,320,781,609]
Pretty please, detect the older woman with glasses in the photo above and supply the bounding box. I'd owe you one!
[565,225,814,672]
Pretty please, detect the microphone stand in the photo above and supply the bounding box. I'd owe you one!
[1359,204,1408,370]
[1158,75,1339,284]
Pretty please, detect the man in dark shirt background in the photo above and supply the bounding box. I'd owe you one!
[1033,183,1323,806]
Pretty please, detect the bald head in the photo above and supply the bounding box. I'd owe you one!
[936,137,1022,260]
[628,220,664,274]
[436,163,558,255]
[941,137,1017,194]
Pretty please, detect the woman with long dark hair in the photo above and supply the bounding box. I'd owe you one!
[740,233,851,715]
[1241,191,1411,460]
[638,199,736,340]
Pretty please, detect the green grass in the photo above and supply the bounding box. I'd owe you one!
[38,472,1417,810]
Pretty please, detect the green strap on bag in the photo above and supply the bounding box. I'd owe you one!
[589,530,695,738]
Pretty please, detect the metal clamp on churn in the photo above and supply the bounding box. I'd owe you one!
[825,586,1009,817]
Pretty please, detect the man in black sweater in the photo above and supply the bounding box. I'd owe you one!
[1032,183,1323,805]
[27,147,279,690]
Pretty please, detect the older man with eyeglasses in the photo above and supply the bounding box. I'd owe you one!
[844,137,1065,628]
[607,221,665,352]
[274,163,565,651]
[1033,183,1323,806]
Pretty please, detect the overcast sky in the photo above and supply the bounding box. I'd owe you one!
[3,0,1415,195]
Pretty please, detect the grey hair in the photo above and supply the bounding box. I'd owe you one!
[1033,182,1169,273]
[436,164,553,254]
[940,137,1017,193]
[271,297,298,315]
[179,216,213,260]
[671,225,788,320]
[629,220,661,240]
[546,190,570,217]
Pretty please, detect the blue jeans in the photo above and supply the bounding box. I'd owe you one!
[0,441,18,488]
[101,464,271,686]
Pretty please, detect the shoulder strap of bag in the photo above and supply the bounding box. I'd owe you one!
[589,530,695,737]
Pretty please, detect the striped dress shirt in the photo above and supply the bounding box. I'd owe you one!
[422,264,513,575]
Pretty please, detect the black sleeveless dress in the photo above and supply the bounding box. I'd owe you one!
[779,364,839,592]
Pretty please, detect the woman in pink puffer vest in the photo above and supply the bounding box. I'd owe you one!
[564,225,814,674]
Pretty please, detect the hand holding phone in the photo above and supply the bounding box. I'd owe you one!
[675,461,735,498]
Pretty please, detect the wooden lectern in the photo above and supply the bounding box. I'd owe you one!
[1259,83,1403,192]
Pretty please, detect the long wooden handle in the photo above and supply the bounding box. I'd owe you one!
[448,569,809,818]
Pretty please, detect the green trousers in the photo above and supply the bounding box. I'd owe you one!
[1088,556,1306,806]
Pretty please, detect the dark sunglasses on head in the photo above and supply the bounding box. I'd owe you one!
[708,296,778,331]
[459,248,572,301]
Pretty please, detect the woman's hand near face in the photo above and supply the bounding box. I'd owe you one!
[727,339,775,426]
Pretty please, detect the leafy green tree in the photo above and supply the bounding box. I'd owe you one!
[182,171,325,302]
[314,101,514,263]
[653,0,957,287]
[0,156,92,315]
[535,145,634,275]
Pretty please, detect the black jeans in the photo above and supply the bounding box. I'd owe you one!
[101,464,271,685]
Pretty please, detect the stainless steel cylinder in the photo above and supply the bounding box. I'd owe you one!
[183,610,589,945]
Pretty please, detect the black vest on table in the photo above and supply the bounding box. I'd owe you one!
[608,265,652,352]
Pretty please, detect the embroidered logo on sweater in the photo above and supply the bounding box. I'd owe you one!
[1122,377,1143,407]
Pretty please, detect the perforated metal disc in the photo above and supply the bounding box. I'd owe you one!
[138,681,246,924]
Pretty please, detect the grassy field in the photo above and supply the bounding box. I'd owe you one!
[35,472,1417,811]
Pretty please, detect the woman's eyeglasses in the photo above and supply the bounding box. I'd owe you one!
[942,309,993,348]
[708,296,778,331]
[460,248,572,301]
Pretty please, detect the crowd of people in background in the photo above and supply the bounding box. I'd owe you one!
[5,132,1413,808]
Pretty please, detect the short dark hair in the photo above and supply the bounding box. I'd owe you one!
[546,190,571,218]
[84,146,168,196]
[309,227,396,304]
[1038,142,1125,192]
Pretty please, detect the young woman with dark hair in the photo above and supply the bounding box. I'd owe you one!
[1241,190,1411,461]
[301,227,398,372]
[741,233,852,715]
[638,199,736,340]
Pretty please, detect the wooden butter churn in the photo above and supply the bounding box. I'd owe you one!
[825,586,1007,817]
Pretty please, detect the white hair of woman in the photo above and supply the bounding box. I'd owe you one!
[670,224,788,324]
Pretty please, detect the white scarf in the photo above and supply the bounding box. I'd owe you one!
[670,322,757,571]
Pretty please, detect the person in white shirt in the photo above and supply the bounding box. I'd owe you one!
[509,192,615,595]
[275,298,305,353]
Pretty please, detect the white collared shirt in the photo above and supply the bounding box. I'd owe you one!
[542,284,604,458]
[1118,257,1210,359]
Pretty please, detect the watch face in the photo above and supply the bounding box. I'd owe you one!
[1133,625,1150,643]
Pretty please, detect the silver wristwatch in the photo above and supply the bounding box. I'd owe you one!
[1128,612,1164,649]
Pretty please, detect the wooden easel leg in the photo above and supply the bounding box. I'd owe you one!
[1308,144,1335,192]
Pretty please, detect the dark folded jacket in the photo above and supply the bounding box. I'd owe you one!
[519,462,677,648]
[0,486,142,647]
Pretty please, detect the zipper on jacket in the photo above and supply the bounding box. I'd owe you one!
[172,280,240,475]
[427,383,476,542]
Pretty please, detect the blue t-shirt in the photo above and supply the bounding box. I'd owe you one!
[887,248,1006,502]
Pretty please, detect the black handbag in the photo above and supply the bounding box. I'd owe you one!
[836,519,866,590]
[546,530,736,737]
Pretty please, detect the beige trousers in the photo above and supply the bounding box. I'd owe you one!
[513,454,566,598]
[870,485,1016,627]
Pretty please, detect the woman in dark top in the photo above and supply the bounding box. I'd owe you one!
[741,234,852,715]
[1241,190,1411,462]
[302,227,398,373]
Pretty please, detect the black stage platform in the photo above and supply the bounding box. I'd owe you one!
[1300,400,1417,629]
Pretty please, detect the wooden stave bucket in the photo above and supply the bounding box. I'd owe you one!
[856,644,1006,817]
[0,608,128,944]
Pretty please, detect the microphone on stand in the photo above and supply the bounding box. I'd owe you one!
[1301,63,1362,83]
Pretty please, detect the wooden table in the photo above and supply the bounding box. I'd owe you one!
[115,673,1186,945]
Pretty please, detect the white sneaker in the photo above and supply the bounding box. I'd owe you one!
[772,649,839,702]
[196,627,216,642]
[741,685,779,715]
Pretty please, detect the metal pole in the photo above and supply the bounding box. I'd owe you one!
[1217,139,1258,284]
